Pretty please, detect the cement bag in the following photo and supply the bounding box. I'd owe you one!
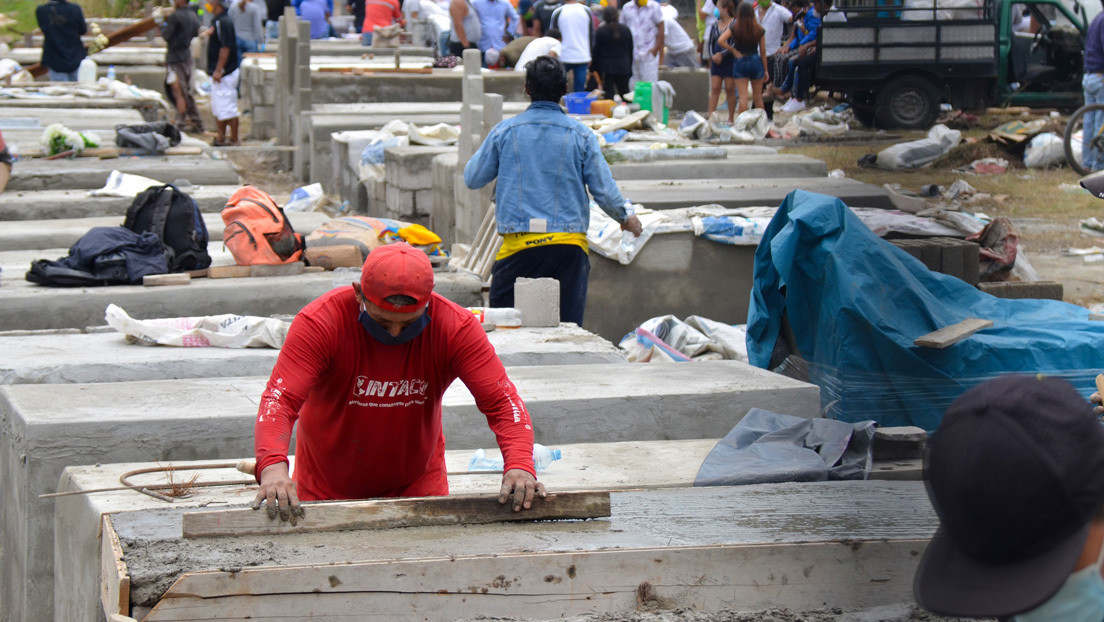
[587,203,666,264]
[621,315,716,359]
[619,327,693,363]
[285,183,326,211]
[1024,132,1065,169]
[691,215,770,245]
[876,124,961,170]
[732,108,769,140]
[684,316,749,362]
[105,304,289,348]
[306,216,446,258]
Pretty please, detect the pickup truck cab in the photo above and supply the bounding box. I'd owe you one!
[813,0,1093,128]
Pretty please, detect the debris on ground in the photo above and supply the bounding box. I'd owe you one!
[931,140,1023,170]
[876,124,961,170]
[955,157,1009,175]
[1062,247,1104,262]
[1023,132,1065,169]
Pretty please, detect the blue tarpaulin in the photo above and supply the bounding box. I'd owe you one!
[746,190,1104,432]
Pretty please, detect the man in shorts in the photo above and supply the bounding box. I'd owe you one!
[207,0,241,145]
[161,0,205,132]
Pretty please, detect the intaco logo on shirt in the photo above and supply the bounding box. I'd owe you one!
[353,376,429,399]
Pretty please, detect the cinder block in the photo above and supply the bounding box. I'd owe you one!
[978,281,1064,300]
[918,243,941,272]
[386,185,415,218]
[252,105,274,126]
[873,426,927,461]
[414,189,434,217]
[384,146,455,191]
[515,277,560,327]
[960,240,980,286]
[937,238,964,282]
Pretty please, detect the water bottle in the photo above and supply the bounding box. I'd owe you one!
[467,448,504,471]
[468,307,522,328]
[106,65,116,81]
[532,443,561,471]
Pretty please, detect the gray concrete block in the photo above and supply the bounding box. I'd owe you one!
[385,184,415,218]
[608,155,828,182]
[918,243,941,272]
[431,153,458,245]
[962,240,981,287]
[414,189,434,217]
[1,359,818,622]
[0,270,482,331]
[978,280,1064,300]
[384,146,455,191]
[515,277,560,327]
[873,426,927,462]
[614,178,895,211]
[7,157,242,192]
[0,324,625,385]
[937,238,965,282]
[0,185,241,221]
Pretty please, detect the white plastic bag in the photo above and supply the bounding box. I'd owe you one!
[105,304,290,348]
[732,108,769,140]
[89,170,162,197]
[285,182,325,211]
[1023,132,1065,169]
[586,203,666,264]
[876,124,962,170]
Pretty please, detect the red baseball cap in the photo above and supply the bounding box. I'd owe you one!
[359,243,434,313]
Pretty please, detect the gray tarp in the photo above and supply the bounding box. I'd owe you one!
[694,408,876,486]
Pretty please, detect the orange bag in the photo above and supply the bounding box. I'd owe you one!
[221,186,304,266]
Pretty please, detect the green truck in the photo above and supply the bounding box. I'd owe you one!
[813,0,1097,128]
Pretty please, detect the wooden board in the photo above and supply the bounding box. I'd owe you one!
[142,273,191,287]
[143,539,928,621]
[207,265,253,279]
[913,317,993,348]
[100,515,130,618]
[182,491,611,538]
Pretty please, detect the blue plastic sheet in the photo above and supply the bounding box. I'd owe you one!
[746,190,1104,431]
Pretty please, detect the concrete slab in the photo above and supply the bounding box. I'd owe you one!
[616,177,895,210]
[0,211,329,252]
[52,440,709,621]
[115,482,932,618]
[0,106,145,128]
[8,156,241,191]
[585,233,757,342]
[55,457,927,621]
[0,185,241,221]
[0,97,163,122]
[6,47,167,66]
[608,154,828,181]
[0,323,625,384]
[3,360,818,622]
[0,269,483,330]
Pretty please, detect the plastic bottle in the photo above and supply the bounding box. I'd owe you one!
[77,58,97,83]
[467,307,522,328]
[532,443,561,471]
[106,65,116,81]
[466,444,562,472]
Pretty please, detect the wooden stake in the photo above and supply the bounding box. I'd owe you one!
[142,273,191,287]
[913,318,993,348]
[182,491,611,538]
[100,515,130,618]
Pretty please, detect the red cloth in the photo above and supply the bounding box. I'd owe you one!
[362,0,403,32]
[254,288,536,501]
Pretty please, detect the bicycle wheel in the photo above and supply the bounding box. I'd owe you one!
[1064,103,1104,176]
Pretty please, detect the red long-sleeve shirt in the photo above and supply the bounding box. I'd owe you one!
[254,288,536,501]
[362,0,403,32]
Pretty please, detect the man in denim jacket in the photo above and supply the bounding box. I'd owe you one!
[464,56,642,325]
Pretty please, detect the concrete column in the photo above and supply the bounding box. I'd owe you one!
[292,20,312,178]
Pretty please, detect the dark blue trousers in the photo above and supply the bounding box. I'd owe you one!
[489,244,590,325]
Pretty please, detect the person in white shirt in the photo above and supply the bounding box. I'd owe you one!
[620,0,664,84]
[660,3,697,67]
[513,31,563,70]
[755,0,791,109]
[550,0,593,91]
[698,0,717,62]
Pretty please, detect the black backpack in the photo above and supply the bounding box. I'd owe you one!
[123,184,212,272]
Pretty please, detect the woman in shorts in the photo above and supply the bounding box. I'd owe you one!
[706,0,736,124]
[718,1,768,115]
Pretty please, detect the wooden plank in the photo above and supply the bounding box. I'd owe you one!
[913,317,993,348]
[143,539,927,621]
[186,268,209,279]
[142,273,191,287]
[207,265,253,279]
[303,265,326,273]
[182,491,611,538]
[100,515,130,618]
[250,261,305,277]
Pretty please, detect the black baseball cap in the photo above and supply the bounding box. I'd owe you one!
[914,375,1104,618]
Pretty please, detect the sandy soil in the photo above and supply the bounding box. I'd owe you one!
[457,603,988,621]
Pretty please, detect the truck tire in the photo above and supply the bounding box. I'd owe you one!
[874,76,941,130]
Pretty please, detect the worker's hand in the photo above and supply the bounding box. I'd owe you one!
[650,44,661,57]
[1092,392,1104,417]
[499,468,546,512]
[213,68,224,83]
[621,215,643,236]
[763,69,769,82]
[711,52,721,64]
[251,462,306,524]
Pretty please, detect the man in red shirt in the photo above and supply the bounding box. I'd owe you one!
[361,0,404,45]
[253,243,545,522]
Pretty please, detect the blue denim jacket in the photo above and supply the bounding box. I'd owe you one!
[464,101,628,235]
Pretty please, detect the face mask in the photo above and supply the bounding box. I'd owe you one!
[359,308,431,345]
[1012,538,1104,622]
[713,7,721,17]
[757,0,771,7]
